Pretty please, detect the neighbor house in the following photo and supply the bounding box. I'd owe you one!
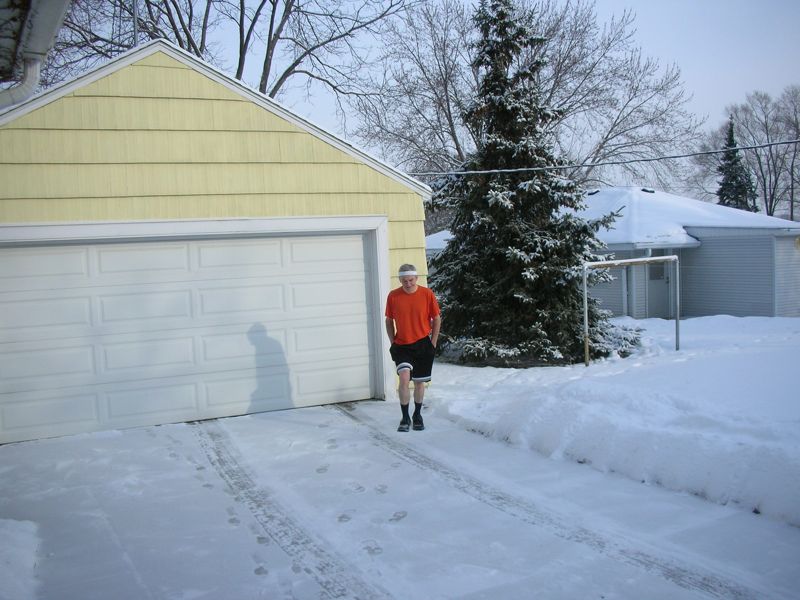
[582,187,800,319]
[426,187,800,319]
[0,40,430,444]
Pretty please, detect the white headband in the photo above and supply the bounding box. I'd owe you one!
[398,270,417,276]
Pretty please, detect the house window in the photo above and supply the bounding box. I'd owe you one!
[649,263,665,280]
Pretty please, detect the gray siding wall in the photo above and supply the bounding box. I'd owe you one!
[629,264,648,318]
[586,250,651,318]
[588,250,638,317]
[589,267,626,315]
[680,235,775,317]
[775,236,800,317]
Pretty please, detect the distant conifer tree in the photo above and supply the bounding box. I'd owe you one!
[429,0,637,366]
[716,116,759,212]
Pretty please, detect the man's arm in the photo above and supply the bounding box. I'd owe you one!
[385,317,396,344]
[430,315,442,347]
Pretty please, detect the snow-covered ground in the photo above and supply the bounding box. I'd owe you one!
[433,315,800,526]
[1,316,798,599]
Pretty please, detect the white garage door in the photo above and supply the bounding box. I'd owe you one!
[0,234,376,443]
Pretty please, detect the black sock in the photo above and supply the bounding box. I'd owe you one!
[413,402,422,417]
[401,404,410,419]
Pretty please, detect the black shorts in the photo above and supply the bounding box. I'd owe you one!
[390,336,435,382]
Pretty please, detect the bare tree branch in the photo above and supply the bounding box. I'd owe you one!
[690,89,800,218]
[346,0,701,197]
[43,0,409,107]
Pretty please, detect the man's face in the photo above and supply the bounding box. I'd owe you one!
[400,275,418,292]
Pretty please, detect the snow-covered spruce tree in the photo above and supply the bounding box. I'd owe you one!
[716,116,759,212]
[429,0,638,366]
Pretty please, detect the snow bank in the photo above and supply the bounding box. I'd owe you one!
[0,519,40,600]
[430,316,800,526]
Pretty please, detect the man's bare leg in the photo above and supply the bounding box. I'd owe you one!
[397,370,412,431]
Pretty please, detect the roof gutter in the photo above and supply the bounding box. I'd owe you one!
[0,56,42,110]
[0,0,71,110]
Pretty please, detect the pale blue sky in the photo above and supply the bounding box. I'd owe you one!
[269,0,800,136]
[593,0,800,128]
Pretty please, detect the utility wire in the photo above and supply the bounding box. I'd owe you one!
[408,139,800,178]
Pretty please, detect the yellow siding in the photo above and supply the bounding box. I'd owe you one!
[389,221,427,249]
[73,62,243,101]
[0,130,358,164]
[388,248,429,275]
[0,49,427,283]
[0,163,415,198]
[0,194,424,223]
[135,52,191,69]
[5,96,300,131]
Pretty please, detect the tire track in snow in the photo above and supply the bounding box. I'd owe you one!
[334,404,763,600]
[193,419,391,600]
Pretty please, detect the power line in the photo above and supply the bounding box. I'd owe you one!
[408,139,800,178]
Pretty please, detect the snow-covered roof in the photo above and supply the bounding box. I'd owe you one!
[426,187,800,251]
[582,187,800,249]
[425,229,453,251]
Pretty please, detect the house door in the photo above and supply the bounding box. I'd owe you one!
[647,251,671,318]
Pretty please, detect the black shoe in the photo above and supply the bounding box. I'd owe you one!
[397,417,411,432]
[412,414,424,431]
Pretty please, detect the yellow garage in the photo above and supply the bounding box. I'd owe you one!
[0,40,430,443]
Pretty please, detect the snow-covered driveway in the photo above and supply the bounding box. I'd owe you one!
[2,399,797,600]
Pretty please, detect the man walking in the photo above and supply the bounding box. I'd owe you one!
[385,264,441,432]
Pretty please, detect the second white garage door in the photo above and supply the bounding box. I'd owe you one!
[0,233,377,443]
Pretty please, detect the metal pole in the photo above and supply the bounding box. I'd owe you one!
[582,266,590,366]
[584,255,681,360]
[675,258,680,351]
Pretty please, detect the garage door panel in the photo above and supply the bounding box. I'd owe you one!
[291,279,366,310]
[284,258,367,278]
[0,232,377,443]
[293,321,370,354]
[1,393,100,433]
[198,284,284,315]
[294,363,372,406]
[97,243,191,274]
[103,337,196,371]
[0,296,92,330]
[202,327,287,363]
[0,246,89,280]
[205,370,291,411]
[107,383,198,420]
[0,345,95,380]
[289,236,364,263]
[99,290,193,322]
[197,239,282,268]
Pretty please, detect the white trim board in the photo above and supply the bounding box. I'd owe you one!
[0,215,387,245]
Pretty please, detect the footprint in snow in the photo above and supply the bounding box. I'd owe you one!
[347,482,365,494]
[362,540,383,556]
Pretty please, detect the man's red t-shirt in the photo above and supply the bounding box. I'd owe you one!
[385,286,441,345]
